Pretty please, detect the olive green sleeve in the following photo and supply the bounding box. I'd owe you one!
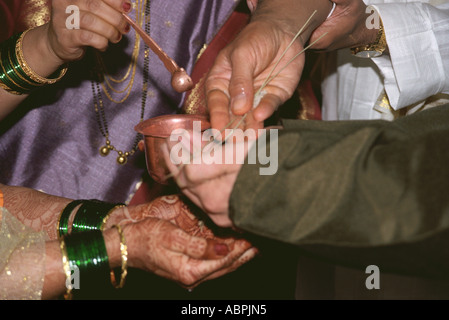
[229,104,449,280]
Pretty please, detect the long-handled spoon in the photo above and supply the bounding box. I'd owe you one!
[123,13,193,93]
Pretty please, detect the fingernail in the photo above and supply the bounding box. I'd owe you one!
[231,94,248,113]
[214,243,229,256]
[123,1,132,12]
[247,0,256,13]
[124,23,131,33]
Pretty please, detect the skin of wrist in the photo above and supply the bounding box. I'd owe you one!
[252,0,333,45]
[23,25,66,78]
[102,205,136,229]
[103,227,122,269]
[120,223,141,270]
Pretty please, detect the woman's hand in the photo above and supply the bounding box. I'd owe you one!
[46,0,131,63]
[104,195,257,287]
[119,196,257,288]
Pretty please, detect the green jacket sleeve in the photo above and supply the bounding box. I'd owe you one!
[229,104,449,280]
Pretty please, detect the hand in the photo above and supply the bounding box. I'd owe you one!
[206,19,306,132]
[46,0,131,63]
[309,0,379,51]
[160,134,253,228]
[122,196,257,288]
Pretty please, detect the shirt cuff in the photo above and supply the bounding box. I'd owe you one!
[370,2,448,110]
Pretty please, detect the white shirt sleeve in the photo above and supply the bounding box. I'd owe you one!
[370,1,449,110]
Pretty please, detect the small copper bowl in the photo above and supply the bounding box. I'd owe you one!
[135,114,210,184]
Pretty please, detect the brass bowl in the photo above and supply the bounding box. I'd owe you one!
[135,114,210,184]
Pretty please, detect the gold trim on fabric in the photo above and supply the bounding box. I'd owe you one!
[377,91,393,112]
[376,91,407,119]
[183,75,206,114]
[196,44,208,63]
[19,0,51,29]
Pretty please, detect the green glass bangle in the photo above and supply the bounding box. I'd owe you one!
[7,42,42,88]
[65,230,109,271]
[3,45,29,89]
[58,200,85,238]
[0,30,68,95]
[72,200,124,233]
[64,230,110,295]
[0,50,24,94]
[0,32,35,94]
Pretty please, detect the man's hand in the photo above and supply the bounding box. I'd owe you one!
[309,0,379,51]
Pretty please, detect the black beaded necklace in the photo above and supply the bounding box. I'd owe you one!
[91,0,150,165]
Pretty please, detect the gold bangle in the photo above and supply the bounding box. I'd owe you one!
[59,237,73,300]
[15,29,68,85]
[110,224,128,289]
[101,204,126,231]
[0,80,22,95]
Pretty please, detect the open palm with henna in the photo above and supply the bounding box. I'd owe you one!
[106,195,258,288]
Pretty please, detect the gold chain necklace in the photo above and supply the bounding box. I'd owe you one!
[91,0,150,165]
[99,1,143,102]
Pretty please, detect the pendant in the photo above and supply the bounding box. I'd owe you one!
[99,145,110,156]
[116,151,128,165]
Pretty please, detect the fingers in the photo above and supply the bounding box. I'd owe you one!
[196,245,258,285]
[50,0,132,59]
[206,45,256,131]
[228,49,256,116]
[252,92,283,123]
[181,240,258,288]
[165,226,229,260]
[207,89,232,132]
[158,238,257,288]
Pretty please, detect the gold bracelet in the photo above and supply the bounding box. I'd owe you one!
[0,80,22,95]
[59,237,73,300]
[101,204,126,231]
[15,29,68,85]
[110,224,128,289]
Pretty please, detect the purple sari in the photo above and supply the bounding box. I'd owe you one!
[0,0,238,203]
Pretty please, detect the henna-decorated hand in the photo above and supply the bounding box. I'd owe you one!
[106,195,257,288]
[123,216,256,288]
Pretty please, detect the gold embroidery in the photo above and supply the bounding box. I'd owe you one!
[19,0,51,30]
[376,91,393,111]
[375,91,407,119]
[196,44,208,62]
[183,75,206,115]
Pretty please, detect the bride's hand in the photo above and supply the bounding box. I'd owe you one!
[105,195,258,287]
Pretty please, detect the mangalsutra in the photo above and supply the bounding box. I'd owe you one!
[92,0,150,165]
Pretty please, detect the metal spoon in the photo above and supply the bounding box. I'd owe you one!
[122,13,193,93]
